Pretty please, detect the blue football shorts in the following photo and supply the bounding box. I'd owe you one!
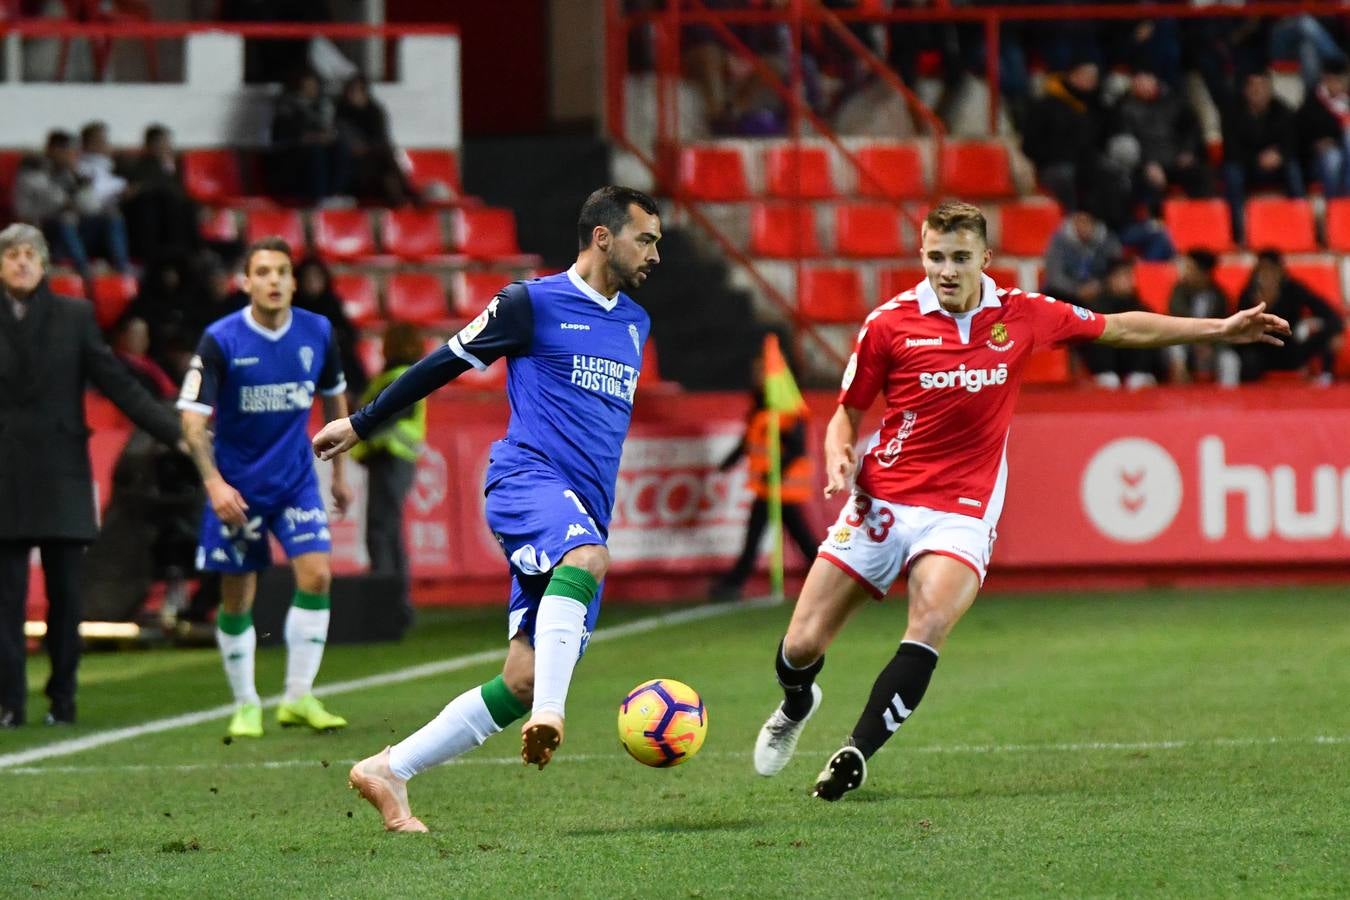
[484,465,605,654]
[195,476,331,573]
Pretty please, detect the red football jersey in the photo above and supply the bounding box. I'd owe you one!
[839,275,1106,523]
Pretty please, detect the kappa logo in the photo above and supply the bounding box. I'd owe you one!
[906,336,943,348]
[560,322,591,331]
[231,356,260,367]
[210,548,229,563]
[565,522,591,539]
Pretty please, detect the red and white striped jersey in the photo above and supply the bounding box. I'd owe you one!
[839,274,1106,524]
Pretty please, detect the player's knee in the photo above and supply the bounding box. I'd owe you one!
[782,626,827,667]
[904,590,961,647]
[560,544,610,582]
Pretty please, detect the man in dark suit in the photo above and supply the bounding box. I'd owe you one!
[0,223,181,727]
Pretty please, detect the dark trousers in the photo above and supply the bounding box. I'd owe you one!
[722,499,819,590]
[0,540,85,717]
[364,454,416,620]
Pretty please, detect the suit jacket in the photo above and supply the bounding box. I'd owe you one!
[0,281,181,542]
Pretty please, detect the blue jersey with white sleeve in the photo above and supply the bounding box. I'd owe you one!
[178,307,346,509]
[350,267,649,531]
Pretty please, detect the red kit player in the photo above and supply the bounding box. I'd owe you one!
[751,200,1291,801]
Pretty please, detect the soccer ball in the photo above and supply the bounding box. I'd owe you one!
[617,678,707,767]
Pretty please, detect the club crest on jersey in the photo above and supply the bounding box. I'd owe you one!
[628,323,640,354]
[986,322,1015,352]
[299,346,314,372]
[832,526,852,544]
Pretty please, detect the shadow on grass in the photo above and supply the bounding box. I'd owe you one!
[567,817,762,837]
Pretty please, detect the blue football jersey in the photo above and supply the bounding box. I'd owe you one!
[178,307,346,509]
[350,266,649,531]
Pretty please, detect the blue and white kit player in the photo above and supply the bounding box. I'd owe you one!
[179,237,353,739]
[315,187,662,832]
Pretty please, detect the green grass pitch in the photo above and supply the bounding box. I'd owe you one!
[1,586,1346,898]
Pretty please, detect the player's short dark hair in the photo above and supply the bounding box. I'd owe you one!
[79,121,107,148]
[923,200,987,245]
[1187,249,1217,273]
[144,123,170,146]
[1256,248,1284,268]
[243,236,294,274]
[577,186,660,250]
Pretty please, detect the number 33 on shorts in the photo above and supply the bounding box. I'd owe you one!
[818,491,995,598]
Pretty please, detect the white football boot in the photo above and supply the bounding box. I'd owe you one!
[753,683,822,776]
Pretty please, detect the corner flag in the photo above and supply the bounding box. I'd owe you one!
[762,333,803,602]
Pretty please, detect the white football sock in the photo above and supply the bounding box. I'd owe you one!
[530,595,587,718]
[216,625,259,707]
[389,685,502,780]
[283,606,330,702]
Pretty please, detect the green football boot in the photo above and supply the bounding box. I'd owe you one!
[276,694,348,731]
[227,703,264,738]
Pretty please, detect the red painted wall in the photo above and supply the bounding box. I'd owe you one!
[387,0,549,135]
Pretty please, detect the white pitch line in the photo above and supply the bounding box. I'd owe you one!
[0,597,782,770]
[1,734,1344,777]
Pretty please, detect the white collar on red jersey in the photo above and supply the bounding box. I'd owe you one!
[914,272,1002,318]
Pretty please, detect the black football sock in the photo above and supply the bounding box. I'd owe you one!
[848,640,939,759]
[775,638,823,721]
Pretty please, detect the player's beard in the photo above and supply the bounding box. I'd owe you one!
[609,255,647,292]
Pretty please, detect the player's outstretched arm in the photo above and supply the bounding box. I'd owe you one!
[181,409,248,527]
[824,406,864,498]
[1098,303,1291,349]
[312,416,359,462]
[319,392,352,515]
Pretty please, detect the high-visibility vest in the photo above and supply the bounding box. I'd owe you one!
[745,408,813,503]
[351,365,426,464]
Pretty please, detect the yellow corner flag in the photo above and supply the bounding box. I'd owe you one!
[761,333,802,603]
[763,333,805,414]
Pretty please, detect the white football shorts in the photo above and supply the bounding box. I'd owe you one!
[817,491,996,598]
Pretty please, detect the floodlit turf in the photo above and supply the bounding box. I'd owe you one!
[2,587,1346,897]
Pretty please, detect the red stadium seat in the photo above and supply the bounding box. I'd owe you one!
[0,150,23,217]
[182,150,243,204]
[403,149,461,202]
[1023,347,1072,385]
[854,143,927,200]
[878,266,926,300]
[91,274,137,329]
[1286,260,1343,308]
[1325,198,1350,251]
[997,199,1062,257]
[1133,260,1178,314]
[750,204,820,258]
[835,203,904,258]
[332,273,381,327]
[451,358,508,391]
[799,267,866,323]
[1244,197,1317,253]
[245,208,307,255]
[385,273,451,326]
[85,391,128,430]
[199,207,239,243]
[1163,199,1235,252]
[939,141,1014,198]
[380,208,448,261]
[47,273,86,297]
[764,145,836,200]
[453,207,522,259]
[356,336,384,376]
[985,265,1020,290]
[676,145,749,201]
[451,270,510,317]
[1214,259,1253,307]
[312,209,375,261]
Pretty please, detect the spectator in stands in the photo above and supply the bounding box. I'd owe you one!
[1022,58,1128,226]
[1042,207,1121,307]
[1075,258,1165,389]
[271,68,352,206]
[1235,250,1344,384]
[335,74,417,207]
[1221,69,1305,241]
[351,322,426,627]
[1166,250,1228,383]
[1269,13,1348,90]
[1111,67,1212,218]
[1296,59,1350,199]
[76,122,129,218]
[109,314,176,400]
[13,130,130,285]
[294,256,367,398]
[120,124,200,263]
